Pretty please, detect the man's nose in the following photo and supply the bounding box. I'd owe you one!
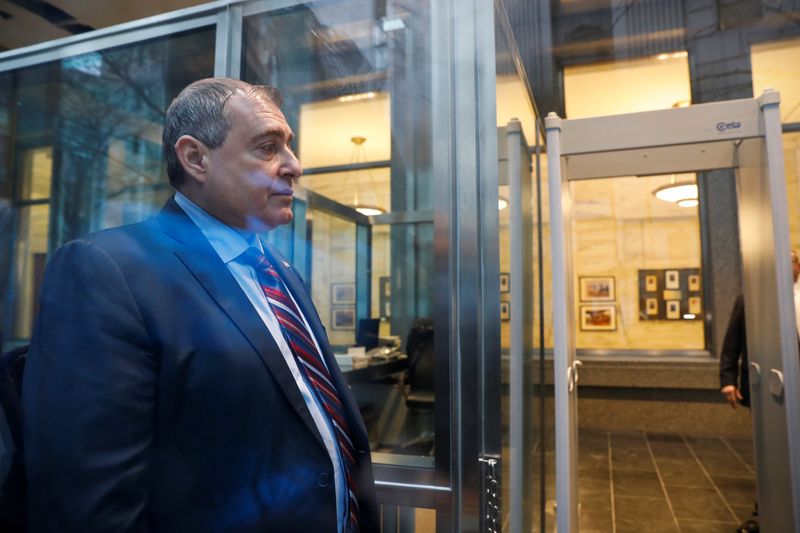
[279,149,302,181]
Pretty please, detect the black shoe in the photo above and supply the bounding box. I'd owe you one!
[737,518,759,532]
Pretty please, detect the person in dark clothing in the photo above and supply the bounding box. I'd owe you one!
[721,251,800,408]
[720,294,750,408]
[718,250,800,533]
[23,78,378,532]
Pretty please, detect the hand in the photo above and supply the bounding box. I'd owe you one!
[721,385,743,409]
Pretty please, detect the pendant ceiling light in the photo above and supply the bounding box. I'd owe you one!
[346,136,385,216]
[653,175,698,208]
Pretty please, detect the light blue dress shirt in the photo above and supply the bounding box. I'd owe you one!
[174,192,347,532]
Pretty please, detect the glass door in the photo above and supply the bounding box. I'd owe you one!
[238,0,503,529]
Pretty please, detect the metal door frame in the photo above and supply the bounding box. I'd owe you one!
[545,90,800,532]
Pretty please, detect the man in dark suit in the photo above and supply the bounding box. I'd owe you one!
[720,250,800,408]
[719,250,800,533]
[720,293,750,408]
[23,78,378,532]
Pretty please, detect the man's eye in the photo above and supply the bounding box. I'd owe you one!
[258,144,277,156]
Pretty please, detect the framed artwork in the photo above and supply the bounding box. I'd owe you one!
[331,283,356,305]
[665,270,680,289]
[500,272,510,293]
[646,297,658,316]
[638,268,702,321]
[666,300,681,320]
[500,301,510,321]
[379,276,391,318]
[580,305,616,331]
[331,308,356,330]
[579,276,615,302]
[688,296,702,315]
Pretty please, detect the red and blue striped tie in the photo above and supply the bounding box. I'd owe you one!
[244,248,360,532]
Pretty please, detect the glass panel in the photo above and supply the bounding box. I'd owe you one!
[242,1,438,462]
[304,167,391,215]
[2,27,216,345]
[752,38,800,124]
[309,208,357,347]
[372,224,391,324]
[564,53,691,119]
[19,147,52,200]
[570,174,704,350]
[752,40,800,249]
[784,132,800,252]
[562,47,703,351]
[12,27,215,245]
[12,204,49,340]
[496,9,547,531]
[533,139,555,533]
[380,505,435,532]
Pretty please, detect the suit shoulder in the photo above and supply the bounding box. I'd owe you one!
[49,219,169,274]
[83,218,161,248]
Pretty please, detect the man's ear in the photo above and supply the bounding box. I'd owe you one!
[174,135,209,184]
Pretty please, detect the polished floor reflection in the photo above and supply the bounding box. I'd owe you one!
[578,430,756,533]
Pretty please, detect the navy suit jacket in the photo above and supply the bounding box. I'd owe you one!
[23,198,378,532]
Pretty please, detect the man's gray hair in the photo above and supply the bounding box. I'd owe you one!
[163,77,283,188]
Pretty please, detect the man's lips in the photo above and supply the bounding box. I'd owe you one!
[270,188,293,196]
[270,191,293,200]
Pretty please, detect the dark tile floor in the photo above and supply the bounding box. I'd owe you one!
[578,430,756,533]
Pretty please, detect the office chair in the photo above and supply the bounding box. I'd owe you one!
[396,318,435,455]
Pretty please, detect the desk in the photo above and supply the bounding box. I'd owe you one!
[338,356,408,384]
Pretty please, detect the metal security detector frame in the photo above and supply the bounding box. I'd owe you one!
[545,90,800,532]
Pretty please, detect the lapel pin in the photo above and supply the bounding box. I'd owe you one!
[281,260,290,269]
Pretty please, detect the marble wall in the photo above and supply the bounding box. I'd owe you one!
[501,174,706,351]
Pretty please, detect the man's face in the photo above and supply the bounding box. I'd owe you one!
[198,93,301,231]
[793,251,799,283]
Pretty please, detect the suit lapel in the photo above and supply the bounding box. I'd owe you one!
[157,198,325,448]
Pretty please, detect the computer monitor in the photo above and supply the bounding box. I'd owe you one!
[356,318,380,350]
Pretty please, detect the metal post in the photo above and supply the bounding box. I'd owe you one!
[545,112,578,533]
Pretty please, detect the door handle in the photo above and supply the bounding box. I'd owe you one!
[769,369,784,398]
[749,362,761,385]
[567,360,583,392]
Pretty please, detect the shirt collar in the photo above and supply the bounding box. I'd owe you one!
[173,191,263,263]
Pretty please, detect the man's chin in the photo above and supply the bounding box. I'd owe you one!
[244,210,293,232]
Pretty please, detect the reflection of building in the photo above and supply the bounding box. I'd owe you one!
[1,1,800,531]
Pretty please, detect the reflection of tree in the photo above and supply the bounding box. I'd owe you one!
[35,30,215,242]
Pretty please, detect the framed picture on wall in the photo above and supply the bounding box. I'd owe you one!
[379,276,391,319]
[645,275,658,292]
[500,301,510,321]
[666,300,681,319]
[646,297,658,316]
[500,272,510,293]
[331,283,356,305]
[579,276,615,302]
[688,296,702,315]
[688,274,701,292]
[665,270,680,289]
[579,305,616,331]
[331,308,356,330]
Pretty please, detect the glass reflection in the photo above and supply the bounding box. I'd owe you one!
[242,1,436,459]
[1,28,215,345]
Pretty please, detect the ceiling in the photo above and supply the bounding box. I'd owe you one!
[0,0,205,52]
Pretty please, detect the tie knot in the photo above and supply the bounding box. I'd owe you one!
[241,248,282,287]
[241,247,270,271]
